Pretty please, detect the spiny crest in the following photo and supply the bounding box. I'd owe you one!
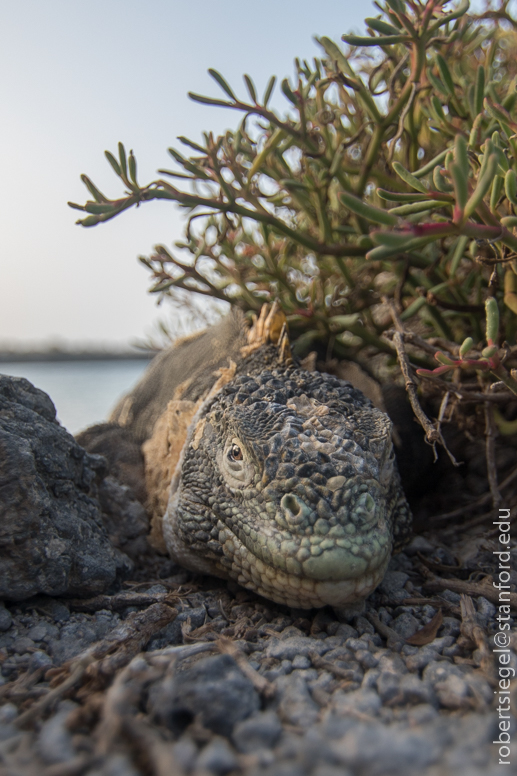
[242,301,293,365]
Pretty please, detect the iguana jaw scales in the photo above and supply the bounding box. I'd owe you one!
[165,508,392,609]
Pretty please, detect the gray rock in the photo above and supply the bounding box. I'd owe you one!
[28,650,53,672]
[232,710,282,753]
[345,637,371,653]
[405,646,440,672]
[331,721,440,774]
[377,607,393,624]
[196,737,238,775]
[148,654,259,737]
[355,649,379,669]
[422,660,464,685]
[0,375,122,600]
[292,667,318,681]
[405,536,435,555]
[50,620,99,663]
[313,767,354,776]
[333,688,381,716]
[391,612,420,639]
[407,703,439,726]
[0,703,17,724]
[171,737,198,772]
[334,623,358,639]
[0,720,18,742]
[27,621,59,642]
[263,665,289,681]
[464,673,493,706]
[278,625,306,640]
[441,712,504,771]
[354,616,375,635]
[376,671,400,704]
[439,590,461,604]
[277,673,320,727]
[440,616,461,637]
[377,653,407,675]
[398,674,436,706]
[265,635,330,660]
[22,597,70,622]
[379,570,409,596]
[262,763,305,776]
[0,603,12,632]
[427,635,455,652]
[94,475,149,560]
[362,668,381,689]
[37,702,77,764]
[93,753,141,776]
[12,636,35,654]
[325,646,353,662]
[442,643,461,658]
[292,654,311,670]
[143,584,168,596]
[476,596,496,620]
[435,674,470,709]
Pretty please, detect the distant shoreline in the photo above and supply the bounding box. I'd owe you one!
[0,351,157,364]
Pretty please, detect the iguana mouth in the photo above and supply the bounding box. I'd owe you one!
[215,516,393,609]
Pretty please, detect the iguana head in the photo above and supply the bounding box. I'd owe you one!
[162,365,411,609]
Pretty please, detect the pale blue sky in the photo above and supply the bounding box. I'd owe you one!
[1,0,375,347]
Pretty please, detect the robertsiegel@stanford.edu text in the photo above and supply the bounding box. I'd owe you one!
[492,508,514,766]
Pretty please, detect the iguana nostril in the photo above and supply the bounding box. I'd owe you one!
[281,493,307,524]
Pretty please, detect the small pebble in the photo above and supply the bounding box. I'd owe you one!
[0,604,12,632]
[233,711,282,753]
[334,623,358,639]
[333,688,381,717]
[196,737,238,775]
[28,651,53,672]
[379,570,409,596]
[0,703,17,723]
[13,636,35,654]
[292,654,311,670]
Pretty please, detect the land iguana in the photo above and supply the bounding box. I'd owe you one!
[79,304,412,611]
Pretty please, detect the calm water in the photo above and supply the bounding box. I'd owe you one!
[0,360,150,434]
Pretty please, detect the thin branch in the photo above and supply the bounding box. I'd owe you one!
[388,82,418,163]
[385,300,458,462]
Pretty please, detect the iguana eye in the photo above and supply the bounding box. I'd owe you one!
[229,444,243,461]
[219,437,255,488]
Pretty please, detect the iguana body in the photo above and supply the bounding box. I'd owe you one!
[105,305,412,609]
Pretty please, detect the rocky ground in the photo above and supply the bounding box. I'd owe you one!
[0,375,516,776]
[0,541,515,776]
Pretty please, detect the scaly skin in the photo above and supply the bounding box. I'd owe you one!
[162,359,411,609]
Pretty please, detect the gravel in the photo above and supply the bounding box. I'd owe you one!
[0,550,512,775]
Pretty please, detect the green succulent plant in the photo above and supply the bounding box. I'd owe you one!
[70,0,517,414]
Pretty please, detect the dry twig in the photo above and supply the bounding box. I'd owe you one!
[364,612,404,648]
[423,576,517,609]
[308,651,364,680]
[66,590,178,613]
[384,304,458,463]
[459,594,496,683]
